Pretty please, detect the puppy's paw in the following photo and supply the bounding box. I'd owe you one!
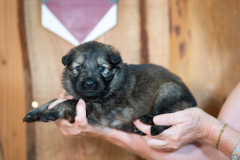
[39,99,77,123]
[133,125,147,136]
[39,109,60,122]
[23,99,57,123]
[23,110,42,123]
[150,125,172,136]
[139,115,154,125]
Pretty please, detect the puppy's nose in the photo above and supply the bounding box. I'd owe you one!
[84,80,96,88]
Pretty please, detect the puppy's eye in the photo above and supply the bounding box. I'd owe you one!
[99,66,105,72]
[76,66,82,71]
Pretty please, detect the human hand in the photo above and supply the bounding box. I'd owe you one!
[134,108,213,151]
[48,94,180,160]
[48,94,155,158]
[48,94,236,159]
[48,93,110,137]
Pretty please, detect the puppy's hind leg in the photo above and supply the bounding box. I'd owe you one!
[139,115,154,125]
[150,125,171,136]
[139,115,172,136]
[148,82,196,136]
[112,122,147,135]
[23,99,57,123]
[133,125,147,136]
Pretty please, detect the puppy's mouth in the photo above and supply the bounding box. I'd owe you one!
[82,91,100,97]
[78,89,107,100]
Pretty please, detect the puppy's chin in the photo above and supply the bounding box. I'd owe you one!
[79,91,104,100]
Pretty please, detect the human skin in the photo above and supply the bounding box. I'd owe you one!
[49,82,240,160]
[134,108,240,157]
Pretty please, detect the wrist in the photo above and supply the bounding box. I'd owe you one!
[201,115,224,146]
[194,109,214,142]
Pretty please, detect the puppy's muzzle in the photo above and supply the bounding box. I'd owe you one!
[82,78,97,90]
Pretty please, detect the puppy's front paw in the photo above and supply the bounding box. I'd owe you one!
[23,99,57,123]
[39,99,77,123]
[39,109,60,122]
[23,110,42,123]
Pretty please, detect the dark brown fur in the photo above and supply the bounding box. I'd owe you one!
[23,41,197,136]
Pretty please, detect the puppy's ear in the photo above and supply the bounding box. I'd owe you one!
[107,45,122,65]
[62,51,73,66]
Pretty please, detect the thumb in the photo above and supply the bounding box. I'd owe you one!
[75,99,87,125]
[153,111,185,125]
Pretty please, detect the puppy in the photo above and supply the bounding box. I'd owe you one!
[23,41,197,136]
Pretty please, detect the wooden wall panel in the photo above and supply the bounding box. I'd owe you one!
[96,0,141,64]
[169,0,240,117]
[169,0,191,85]
[24,0,141,159]
[0,0,27,160]
[21,0,240,159]
[97,0,170,67]
[146,0,169,68]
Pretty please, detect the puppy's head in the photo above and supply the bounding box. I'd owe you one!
[62,41,122,100]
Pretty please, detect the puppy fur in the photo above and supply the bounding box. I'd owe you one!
[23,41,197,136]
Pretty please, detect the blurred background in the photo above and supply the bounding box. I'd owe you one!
[0,0,240,160]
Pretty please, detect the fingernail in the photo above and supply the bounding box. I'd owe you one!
[78,99,83,104]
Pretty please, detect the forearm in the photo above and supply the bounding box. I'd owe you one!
[209,82,240,156]
[100,127,228,160]
[202,113,240,157]
[100,130,157,159]
[218,82,240,131]
[103,134,227,160]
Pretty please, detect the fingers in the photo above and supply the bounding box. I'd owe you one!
[59,93,65,98]
[142,136,175,151]
[66,95,74,99]
[75,99,89,127]
[146,136,179,151]
[49,94,74,110]
[134,119,151,135]
[48,99,66,109]
[54,120,72,135]
[59,93,74,100]
[56,99,89,130]
[147,139,167,149]
[157,128,175,138]
[153,111,186,126]
[57,119,74,128]
[134,119,176,138]
[50,95,98,136]
[53,100,89,136]
[134,110,198,152]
